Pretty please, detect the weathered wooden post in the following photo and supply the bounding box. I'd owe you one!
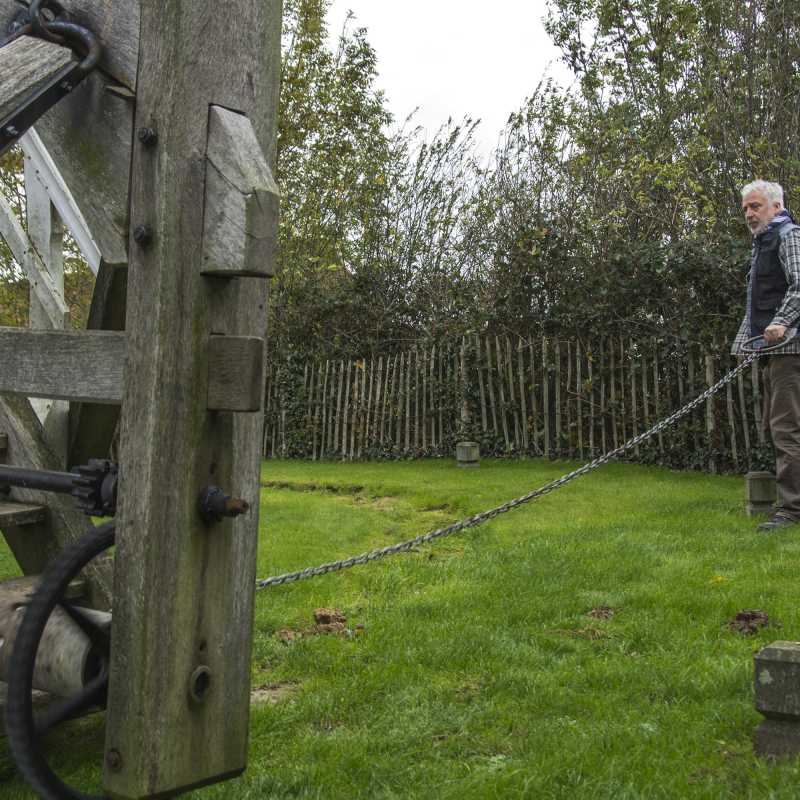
[753,641,800,757]
[103,3,281,797]
[456,336,479,468]
[0,0,282,796]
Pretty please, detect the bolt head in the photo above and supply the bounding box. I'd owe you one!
[133,224,153,246]
[106,749,123,771]
[137,127,158,146]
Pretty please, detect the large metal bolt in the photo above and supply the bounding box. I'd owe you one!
[137,127,158,147]
[198,486,250,526]
[133,224,153,247]
[106,749,123,772]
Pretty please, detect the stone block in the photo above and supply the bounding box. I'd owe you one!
[753,641,800,758]
[746,471,776,516]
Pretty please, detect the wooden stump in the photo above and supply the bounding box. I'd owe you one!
[456,441,480,469]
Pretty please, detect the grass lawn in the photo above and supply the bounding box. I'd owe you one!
[1,457,800,798]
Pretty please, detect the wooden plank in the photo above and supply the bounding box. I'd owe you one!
[436,348,443,447]
[542,337,550,458]
[0,327,124,403]
[517,339,528,454]
[0,191,68,329]
[0,35,74,124]
[21,129,102,273]
[68,259,127,468]
[529,339,539,455]
[505,336,519,450]
[726,363,739,467]
[554,340,562,454]
[494,335,511,452]
[737,367,751,458]
[653,341,664,453]
[102,0,281,792]
[705,354,717,473]
[599,340,607,454]
[365,357,374,452]
[565,341,572,457]
[752,359,765,445]
[0,0,141,90]
[0,500,46,526]
[576,341,583,458]
[629,339,639,458]
[24,145,70,464]
[587,343,594,456]
[342,360,351,459]
[429,346,437,449]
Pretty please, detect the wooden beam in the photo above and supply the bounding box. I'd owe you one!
[0,328,125,403]
[104,0,281,795]
[202,106,280,277]
[21,129,102,274]
[0,35,74,124]
[0,192,69,329]
[0,0,140,90]
[0,500,52,574]
[68,259,127,467]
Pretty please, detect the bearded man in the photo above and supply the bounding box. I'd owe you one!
[732,180,800,531]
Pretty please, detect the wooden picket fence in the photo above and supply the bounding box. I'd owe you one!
[263,335,768,472]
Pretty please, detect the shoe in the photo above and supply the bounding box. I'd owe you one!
[757,513,799,532]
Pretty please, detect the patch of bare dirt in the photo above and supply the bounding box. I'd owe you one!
[727,609,775,635]
[251,682,298,705]
[553,626,607,640]
[262,480,365,495]
[276,608,365,643]
[587,605,615,620]
[370,496,398,509]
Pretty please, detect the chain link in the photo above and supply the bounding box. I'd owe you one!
[256,353,757,589]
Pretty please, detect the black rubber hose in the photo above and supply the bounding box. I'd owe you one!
[5,523,114,800]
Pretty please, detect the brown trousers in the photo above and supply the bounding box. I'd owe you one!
[762,355,800,517]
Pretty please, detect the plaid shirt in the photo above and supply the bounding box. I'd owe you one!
[731,225,800,355]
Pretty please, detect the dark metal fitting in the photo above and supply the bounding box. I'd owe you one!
[137,127,158,146]
[133,224,153,247]
[105,748,123,772]
[189,666,212,705]
[198,486,250,526]
[71,459,118,517]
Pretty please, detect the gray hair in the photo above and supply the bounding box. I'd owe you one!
[741,179,784,207]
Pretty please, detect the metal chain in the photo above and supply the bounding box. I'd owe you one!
[256,352,757,589]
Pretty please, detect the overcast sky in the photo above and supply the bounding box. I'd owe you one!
[326,1,574,157]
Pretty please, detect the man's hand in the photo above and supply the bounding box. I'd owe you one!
[764,324,788,343]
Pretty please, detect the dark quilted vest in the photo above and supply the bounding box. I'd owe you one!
[750,222,799,336]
